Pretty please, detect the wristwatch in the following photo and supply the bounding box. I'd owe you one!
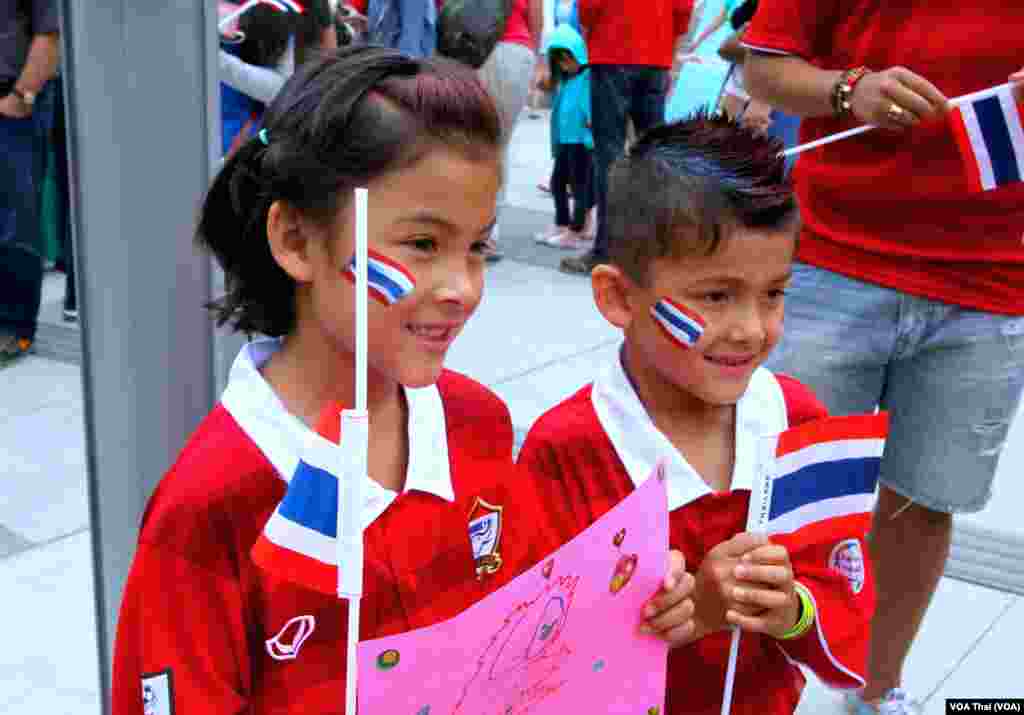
[12,87,36,108]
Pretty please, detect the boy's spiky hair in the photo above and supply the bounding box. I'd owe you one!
[606,112,798,284]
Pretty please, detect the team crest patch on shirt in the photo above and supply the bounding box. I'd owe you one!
[828,538,866,595]
[468,497,503,578]
[265,615,316,661]
[141,669,174,715]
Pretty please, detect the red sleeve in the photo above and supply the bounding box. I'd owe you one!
[771,529,875,689]
[776,373,829,426]
[112,543,250,715]
[347,0,368,14]
[742,0,837,60]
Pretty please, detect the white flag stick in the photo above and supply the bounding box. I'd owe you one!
[337,187,370,715]
[720,434,779,715]
[782,82,1015,158]
[218,0,262,31]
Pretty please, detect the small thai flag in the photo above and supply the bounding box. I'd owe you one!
[650,298,706,349]
[756,413,888,536]
[949,84,1024,192]
[251,432,348,595]
[344,249,416,306]
[263,0,305,12]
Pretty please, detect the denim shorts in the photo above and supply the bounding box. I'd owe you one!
[765,262,1024,513]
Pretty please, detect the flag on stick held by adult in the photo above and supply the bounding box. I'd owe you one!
[948,83,1024,193]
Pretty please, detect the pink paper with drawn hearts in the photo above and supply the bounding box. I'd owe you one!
[358,466,670,715]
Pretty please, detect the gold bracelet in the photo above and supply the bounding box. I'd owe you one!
[778,582,815,640]
[831,66,870,118]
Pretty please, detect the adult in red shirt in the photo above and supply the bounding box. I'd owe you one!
[559,0,695,276]
[743,3,1024,713]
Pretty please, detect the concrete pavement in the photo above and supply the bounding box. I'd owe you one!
[2,110,1023,713]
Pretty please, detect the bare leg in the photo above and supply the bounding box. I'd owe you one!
[860,485,952,702]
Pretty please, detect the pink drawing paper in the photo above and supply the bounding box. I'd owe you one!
[358,465,670,714]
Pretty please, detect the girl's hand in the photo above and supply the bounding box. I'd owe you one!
[724,540,801,640]
[849,66,949,130]
[693,533,767,635]
[640,550,698,649]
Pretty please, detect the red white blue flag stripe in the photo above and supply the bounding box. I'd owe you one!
[344,249,416,306]
[263,0,305,13]
[651,298,706,349]
[251,436,344,595]
[762,413,888,535]
[949,85,1024,193]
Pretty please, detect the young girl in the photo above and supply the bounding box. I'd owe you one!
[112,47,693,715]
[533,23,595,250]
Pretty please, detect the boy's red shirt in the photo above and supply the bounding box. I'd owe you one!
[112,361,549,715]
[519,363,875,715]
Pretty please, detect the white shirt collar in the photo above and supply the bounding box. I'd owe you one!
[590,345,788,510]
[221,338,455,528]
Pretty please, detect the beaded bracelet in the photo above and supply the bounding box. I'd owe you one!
[778,582,816,640]
[831,65,871,118]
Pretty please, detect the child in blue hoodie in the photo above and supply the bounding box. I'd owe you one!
[534,23,595,250]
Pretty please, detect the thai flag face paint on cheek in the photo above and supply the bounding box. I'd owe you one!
[651,297,706,350]
[343,249,416,306]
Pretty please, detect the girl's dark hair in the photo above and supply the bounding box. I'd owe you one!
[236,4,294,68]
[197,46,502,336]
[607,111,797,285]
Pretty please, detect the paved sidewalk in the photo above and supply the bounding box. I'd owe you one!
[2,111,1022,713]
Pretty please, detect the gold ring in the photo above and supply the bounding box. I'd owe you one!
[886,103,906,122]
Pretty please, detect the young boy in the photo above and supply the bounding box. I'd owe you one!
[518,115,874,715]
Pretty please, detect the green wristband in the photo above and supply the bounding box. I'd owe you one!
[778,582,815,640]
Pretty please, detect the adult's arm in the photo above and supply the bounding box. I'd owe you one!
[0,32,60,118]
[745,52,948,128]
[15,32,60,95]
[671,0,704,76]
[219,51,287,104]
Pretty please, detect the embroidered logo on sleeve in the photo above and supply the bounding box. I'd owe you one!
[828,538,866,595]
[467,497,504,578]
[141,669,174,715]
[265,615,316,661]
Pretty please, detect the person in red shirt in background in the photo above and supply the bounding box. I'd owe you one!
[743,4,1024,713]
[559,0,695,276]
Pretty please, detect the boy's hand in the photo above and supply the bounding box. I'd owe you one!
[693,533,767,635]
[640,550,697,649]
[724,539,801,640]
